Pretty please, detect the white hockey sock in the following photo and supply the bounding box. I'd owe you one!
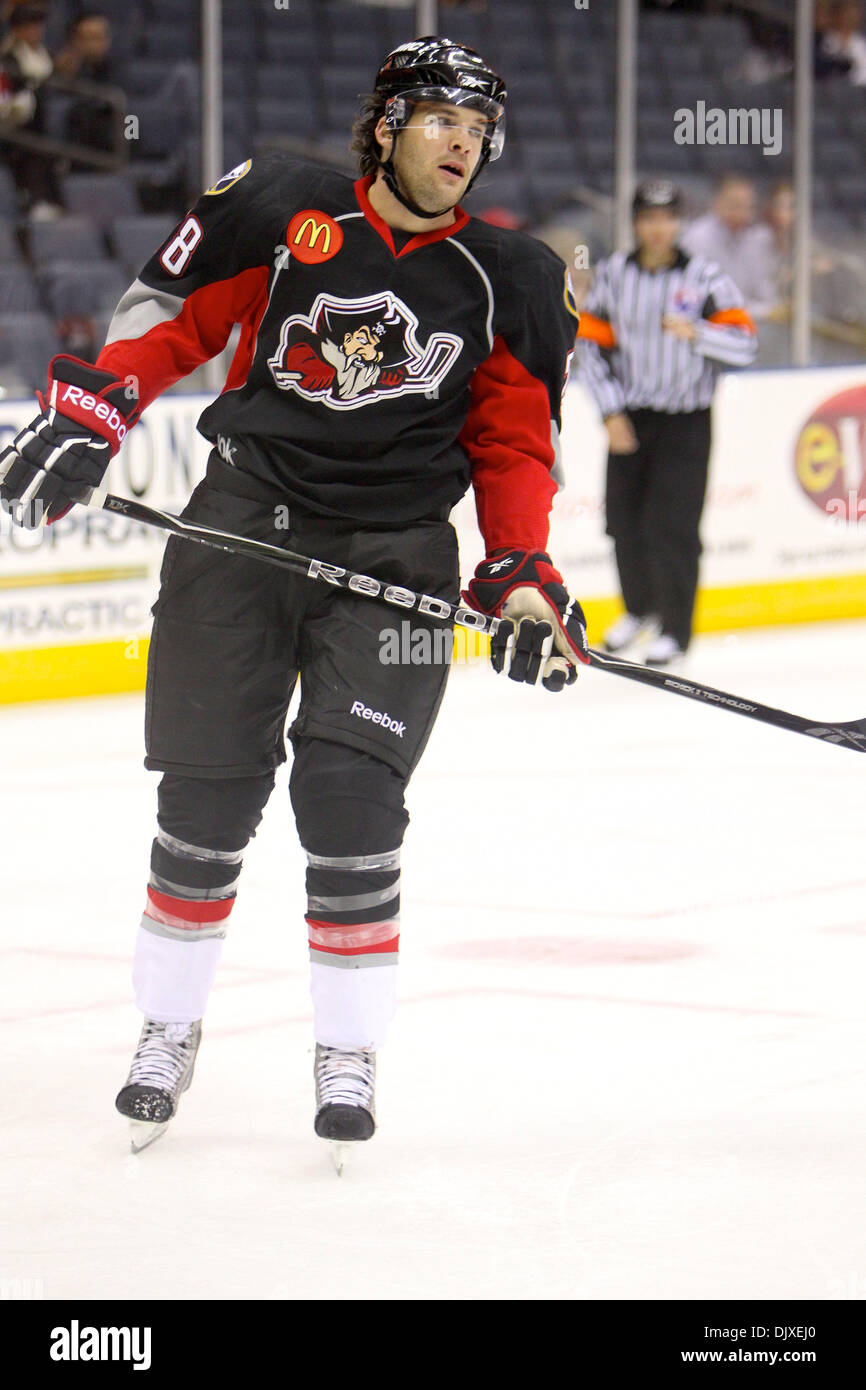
[310,961,397,1050]
[133,924,223,1023]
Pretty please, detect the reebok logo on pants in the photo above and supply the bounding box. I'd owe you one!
[350,701,406,737]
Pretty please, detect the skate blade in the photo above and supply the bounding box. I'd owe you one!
[328,1141,350,1176]
[129,1118,169,1153]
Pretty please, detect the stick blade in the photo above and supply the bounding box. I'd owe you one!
[804,718,866,752]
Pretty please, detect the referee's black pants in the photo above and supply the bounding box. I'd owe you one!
[604,407,711,651]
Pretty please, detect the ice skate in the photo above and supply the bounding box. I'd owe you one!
[115,1018,202,1153]
[644,633,685,667]
[602,612,660,656]
[314,1043,376,1175]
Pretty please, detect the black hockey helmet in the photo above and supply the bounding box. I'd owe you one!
[373,36,507,218]
[632,180,684,217]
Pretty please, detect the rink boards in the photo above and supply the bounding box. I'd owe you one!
[1,365,866,702]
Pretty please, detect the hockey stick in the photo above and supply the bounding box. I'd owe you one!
[89,489,866,754]
[89,488,493,634]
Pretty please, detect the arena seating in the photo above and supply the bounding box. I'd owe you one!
[0,0,863,389]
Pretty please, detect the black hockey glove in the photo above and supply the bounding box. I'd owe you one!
[0,355,139,528]
[463,549,590,693]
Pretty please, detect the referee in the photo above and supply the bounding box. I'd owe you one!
[575,181,758,665]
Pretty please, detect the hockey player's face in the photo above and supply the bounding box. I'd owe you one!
[391,102,487,209]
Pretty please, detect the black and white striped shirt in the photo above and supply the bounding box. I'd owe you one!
[575,247,758,417]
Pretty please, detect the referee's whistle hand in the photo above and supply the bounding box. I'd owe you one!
[604,413,639,455]
[661,313,697,342]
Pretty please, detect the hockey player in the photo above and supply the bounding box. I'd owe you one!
[0,38,588,1166]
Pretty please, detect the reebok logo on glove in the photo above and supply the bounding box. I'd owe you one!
[0,355,140,529]
[350,701,406,737]
[53,384,128,454]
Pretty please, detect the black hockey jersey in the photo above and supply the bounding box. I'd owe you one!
[97,155,579,551]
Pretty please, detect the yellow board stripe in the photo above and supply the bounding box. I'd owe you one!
[0,566,148,591]
[0,637,149,704]
[454,571,866,661]
[2,572,866,704]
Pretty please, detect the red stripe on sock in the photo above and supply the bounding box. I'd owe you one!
[306,917,400,955]
[146,886,235,923]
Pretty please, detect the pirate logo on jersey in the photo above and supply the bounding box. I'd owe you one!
[268,292,463,410]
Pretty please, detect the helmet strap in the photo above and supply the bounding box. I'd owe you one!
[378,130,456,221]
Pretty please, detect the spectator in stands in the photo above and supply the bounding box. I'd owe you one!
[752,179,860,353]
[54,10,122,158]
[681,175,777,320]
[815,0,855,76]
[819,1,866,83]
[0,0,42,24]
[754,179,795,311]
[0,2,63,218]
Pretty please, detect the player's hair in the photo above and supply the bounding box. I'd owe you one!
[350,91,388,178]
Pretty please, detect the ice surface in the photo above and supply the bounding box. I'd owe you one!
[1,621,865,1300]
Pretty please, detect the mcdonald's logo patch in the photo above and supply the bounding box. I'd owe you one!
[286,209,343,264]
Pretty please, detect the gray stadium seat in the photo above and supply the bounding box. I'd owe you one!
[128,101,179,160]
[148,0,196,17]
[0,265,41,313]
[220,65,249,101]
[256,66,317,104]
[261,0,316,29]
[145,22,199,58]
[637,111,677,143]
[526,172,583,218]
[258,30,319,64]
[507,70,558,105]
[221,98,251,151]
[832,176,866,213]
[815,139,861,175]
[124,59,173,96]
[28,216,107,266]
[254,99,319,141]
[577,110,616,141]
[0,220,21,263]
[658,46,706,78]
[41,90,76,143]
[523,139,582,176]
[62,172,142,226]
[694,14,751,49]
[513,105,570,141]
[463,173,530,220]
[579,137,615,171]
[37,260,128,318]
[322,67,370,104]
[0,166,19,218]
[0,312,60,395]
[110,215,175,275]
[637,70,669,104]
[326,25,384,69]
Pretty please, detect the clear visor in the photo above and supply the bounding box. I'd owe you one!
[384,87,506,161]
